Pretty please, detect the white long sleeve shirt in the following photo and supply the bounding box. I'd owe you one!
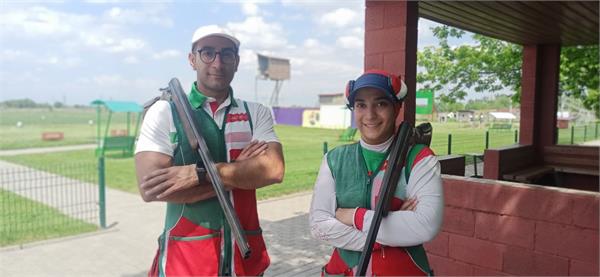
[309,139,444,251]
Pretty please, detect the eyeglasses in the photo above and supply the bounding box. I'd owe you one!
[196,47,237,64]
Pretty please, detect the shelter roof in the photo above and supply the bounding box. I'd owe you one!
[489,112,517,120]
[419,1,599,46]
[90,100,143,113]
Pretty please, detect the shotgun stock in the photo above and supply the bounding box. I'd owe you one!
[161,78,251,272]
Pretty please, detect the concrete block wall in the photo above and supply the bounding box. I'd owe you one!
[425,176,599,276]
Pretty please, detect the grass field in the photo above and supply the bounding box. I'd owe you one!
[0,107,137,150]
[0,189,98,246]
[1,107,597,199]
[1,123,522,199]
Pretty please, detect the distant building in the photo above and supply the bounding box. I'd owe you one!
[318,93,346,105]
[457,110,475,122]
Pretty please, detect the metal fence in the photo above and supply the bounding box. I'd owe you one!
[429,129,519,156]
[557,122,600,145]
[0,158,105,246]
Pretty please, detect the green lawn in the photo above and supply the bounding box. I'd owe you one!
[0,123,520,199]
[1,125,350,199]
[0,107,136,150]
[1,117,597,199]
[0,189,98,246]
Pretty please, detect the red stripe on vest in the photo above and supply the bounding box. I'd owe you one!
[323,249,353,276]
[230,149,242,161]
[232,189,270,276]
[371,247,426,276]
[354,208,367,230]
[412,146,434,170]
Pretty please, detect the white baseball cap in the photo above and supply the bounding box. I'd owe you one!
[191,25,240,50]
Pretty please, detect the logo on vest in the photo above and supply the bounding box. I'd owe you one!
[226,113,249,123]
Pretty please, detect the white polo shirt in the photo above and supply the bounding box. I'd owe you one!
[135,94,279,157]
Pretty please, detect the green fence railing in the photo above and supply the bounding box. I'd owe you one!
[0,160,104,247]
[557,122,600,145]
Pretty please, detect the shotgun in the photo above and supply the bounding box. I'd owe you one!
[161,78,251,272]
[355,122,432,276]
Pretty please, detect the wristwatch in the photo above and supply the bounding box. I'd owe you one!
[195,162,207,185]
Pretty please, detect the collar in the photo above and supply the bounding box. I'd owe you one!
[359,136,394,153]
[188,82,238,109]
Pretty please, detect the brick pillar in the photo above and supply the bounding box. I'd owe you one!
[365,0,418,125]
[519,45,560,157]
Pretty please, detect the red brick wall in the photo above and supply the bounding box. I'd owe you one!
[425,176,600,276]
[365,0,417,125]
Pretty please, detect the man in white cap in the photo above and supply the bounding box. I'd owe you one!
[135,26,284,276]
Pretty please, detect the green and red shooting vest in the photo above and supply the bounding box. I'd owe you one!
[323,142,433,276]
[149,88,269,277]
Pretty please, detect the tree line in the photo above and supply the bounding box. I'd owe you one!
[0,99,84,109]
[418,26,599,118]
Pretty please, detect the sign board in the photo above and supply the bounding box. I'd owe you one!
[257,54,290,81]
[416,89,434,115]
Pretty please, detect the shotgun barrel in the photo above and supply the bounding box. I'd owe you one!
[161,78,251,274]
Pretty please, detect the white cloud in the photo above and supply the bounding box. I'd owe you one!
[0,49,30,61]
[226,16,287,49]
[85,0,123,3]
[242,2,259,15]
[319,8,358,28]
[238,49,257,68]
[0,6,92,38]
[108,38,145,53]
[0,6,152,53]
[336,35,362,49]
[303,38,319,48]
[124,56,139,64]
[152,49,181,60]
[301,38,334,56]
[79,32,146,53]
[102,5,173,27]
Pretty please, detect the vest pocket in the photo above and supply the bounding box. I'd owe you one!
[165,232,221,276]
[323,249,353,276]
[371,247,426,276]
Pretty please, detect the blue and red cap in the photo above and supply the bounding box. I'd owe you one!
[345,69,407,109]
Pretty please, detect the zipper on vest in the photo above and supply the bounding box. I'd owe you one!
[381,245,385,259]
[404,248,428,275]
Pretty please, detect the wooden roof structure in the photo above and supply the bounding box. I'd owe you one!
[419,1,599,46]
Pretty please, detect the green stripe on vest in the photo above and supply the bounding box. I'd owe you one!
[326,143,432,275]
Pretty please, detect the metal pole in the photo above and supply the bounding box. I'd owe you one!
[96,106,101,147]
[514,129,518,143]
[583,125,587,142]
[570,126,575,144]
[447,134,452,155]
[98,157,106,228]
[485,131,489,149]
[126,112,131,136]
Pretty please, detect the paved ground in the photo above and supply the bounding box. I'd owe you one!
[0,144,96,156]
[0,156,328,277]
[3,141,597,276]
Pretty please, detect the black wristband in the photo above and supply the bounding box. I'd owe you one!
[195,165,207,185]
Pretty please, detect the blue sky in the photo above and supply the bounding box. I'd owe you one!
[0,0,474,107]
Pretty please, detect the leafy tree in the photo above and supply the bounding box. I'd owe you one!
[435,98,464,113]
[418,26,599,118]
[465,95,513,111]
